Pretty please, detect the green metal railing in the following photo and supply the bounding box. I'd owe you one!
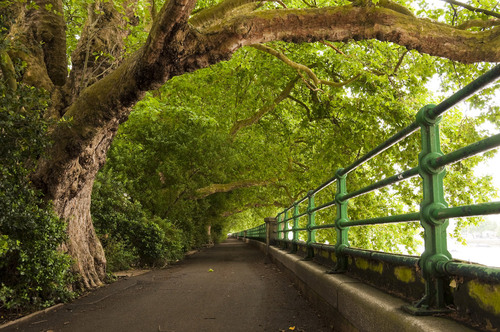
[243,223,266,240]
[236,64,500,314]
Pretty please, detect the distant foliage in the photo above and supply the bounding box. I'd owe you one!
[0,75,74,313]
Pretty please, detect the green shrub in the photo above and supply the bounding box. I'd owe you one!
[91,172,186,271]
[0,77,75,312]
[103,239,138,272]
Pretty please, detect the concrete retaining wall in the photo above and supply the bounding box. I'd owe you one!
[243,238,475,332]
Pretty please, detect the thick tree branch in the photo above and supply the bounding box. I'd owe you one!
[206,6,500,63]
[130,0,202,93]
[66,0,138,101]
[229,75,299,138]
[32,0,67,86]
[9,0,61,93]
[440,0,500,19]
[193,179,277,199]
[190,0,260,29]
[457,19,500,30]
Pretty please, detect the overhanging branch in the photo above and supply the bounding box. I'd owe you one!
[229,75,300,138]
[440,0,500,19]
[250,44,361,88]
[189,0,260,29]
[457,19,500,30]
[207,6,500,63]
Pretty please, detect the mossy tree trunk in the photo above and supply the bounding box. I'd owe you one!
[7,0,500,288]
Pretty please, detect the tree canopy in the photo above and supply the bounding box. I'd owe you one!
[1,0,500,312]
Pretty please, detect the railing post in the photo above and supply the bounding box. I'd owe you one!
[282,210,289,249]
[276,213,282,242]
[305,190,316,260]
[264,217,277,257]
[404,104,452,315]
[291,203,299,253]
[330,168,349,273]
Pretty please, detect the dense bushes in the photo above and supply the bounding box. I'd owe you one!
[91,172,185,271]
[0,78,74,314]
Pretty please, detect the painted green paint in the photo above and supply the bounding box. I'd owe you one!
[394,266,415,283]
[468,280,500,315]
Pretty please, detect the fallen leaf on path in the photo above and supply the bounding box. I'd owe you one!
[208,268,214,272]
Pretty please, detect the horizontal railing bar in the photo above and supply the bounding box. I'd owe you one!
[428,64,500,119]
[295,212,308,219]
[438,260,500,282]
[312,176,337,196]
[310,243,336,251]
[311,223,336,230]
[293,227,308,232]
[343,167,420,201]
[342,212,421,227]
[431,133,500,169]
[310,200,336,214]
[338,122,420,177]
[294,197,308,206]
[308,243,419,267]
[342,247,419,267]
[433,201,500,220]
[251,226,265,229]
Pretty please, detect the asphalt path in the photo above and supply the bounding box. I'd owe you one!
[3,238,331,332]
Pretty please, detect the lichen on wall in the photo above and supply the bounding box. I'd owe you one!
[354,257,383,274]
[467,280,500,316]
[394,266,415,283]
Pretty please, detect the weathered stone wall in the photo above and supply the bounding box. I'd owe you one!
[243,238,495,331]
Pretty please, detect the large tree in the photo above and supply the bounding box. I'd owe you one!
[2,0,500,288]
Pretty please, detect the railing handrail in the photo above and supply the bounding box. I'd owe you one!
[288,64,500,207]
[234,64,500,314]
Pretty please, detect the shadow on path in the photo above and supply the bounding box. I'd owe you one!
[3,238,331,332]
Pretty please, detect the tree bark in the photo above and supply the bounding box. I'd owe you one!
[34,116,120,288]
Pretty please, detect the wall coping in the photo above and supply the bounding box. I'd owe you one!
[244,238,474,332]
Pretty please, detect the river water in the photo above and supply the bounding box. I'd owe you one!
[448,236,500,268]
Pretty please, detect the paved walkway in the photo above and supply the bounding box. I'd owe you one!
[3,239,331,332]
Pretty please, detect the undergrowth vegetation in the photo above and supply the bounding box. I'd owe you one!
[0,71,74,319]
[91,172,186,271]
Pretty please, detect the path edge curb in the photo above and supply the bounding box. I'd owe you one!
[0,303,64,330]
